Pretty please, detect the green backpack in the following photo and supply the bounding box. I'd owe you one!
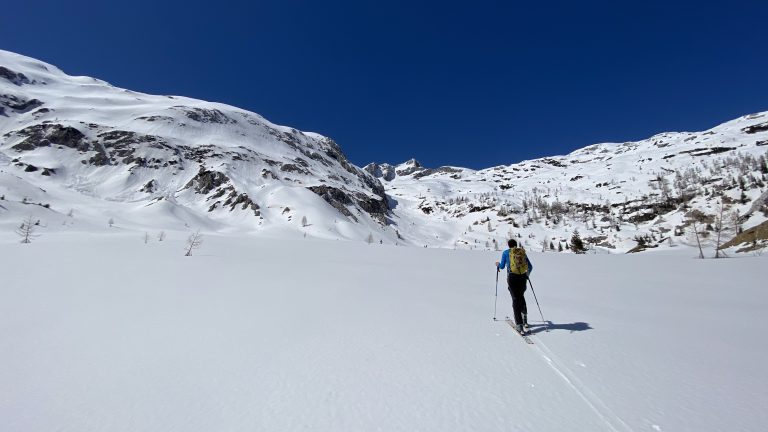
[509,247,528,275]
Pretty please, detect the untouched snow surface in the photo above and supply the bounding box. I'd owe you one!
[2,233,766,431]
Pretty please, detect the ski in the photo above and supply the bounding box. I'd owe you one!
[505,319,534,344]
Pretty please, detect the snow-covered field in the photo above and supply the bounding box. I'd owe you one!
[2,232,765,432]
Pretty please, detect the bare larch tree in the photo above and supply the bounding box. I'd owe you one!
[16,215,38,244]
[185,230,204,256]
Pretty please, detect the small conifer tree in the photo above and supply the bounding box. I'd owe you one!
[571,230,586,254]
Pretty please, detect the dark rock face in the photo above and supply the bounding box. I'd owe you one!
[364,163,397,182]
[743,122,768,134]
[222,191,260,215]
[0,94,43,115]
[308,185,353,205]
[11,124,88,152]
[353,192,389,224]
[177,107,236,124]
[98,130,165,148]
[185,167,231,194]
[88,151,110,166]
[307,185,389,224]
[263,128,337,171]
[396,159,423,176]
[360,172,387,201]
[541,158,567,168]
[206,188,261,216]
[320,137,361,178]
[184,166,260,216]
[140,180,157,193]
[0,66,32,85]
[94,130,178,168]
[308,185,357,221]
[678,147,736,157]
[264,126,305,153]
[136,115,174,122]
[178,144,223,164]
[411,168,435,179]
[468,204,493,213]
[280,163,310,175]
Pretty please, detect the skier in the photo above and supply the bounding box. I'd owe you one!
[496,239,533,334]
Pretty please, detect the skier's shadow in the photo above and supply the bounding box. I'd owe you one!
[528,321,593,335]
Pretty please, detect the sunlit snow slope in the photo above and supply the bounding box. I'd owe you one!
[0,50,390,242]
[2,49,767,253]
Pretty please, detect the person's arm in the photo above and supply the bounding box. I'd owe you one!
[496,250,508,271]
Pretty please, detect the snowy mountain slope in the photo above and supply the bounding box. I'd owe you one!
[366,114,768,254]
[1,233,766,431]
[0,50,390,241]
[2,49,767,432]
[2,49,767,254]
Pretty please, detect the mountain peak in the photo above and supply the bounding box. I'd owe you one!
[2,50,767,253]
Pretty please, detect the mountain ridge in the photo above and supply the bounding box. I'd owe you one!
[2,49,767,253]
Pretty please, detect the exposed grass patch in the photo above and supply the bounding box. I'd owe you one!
[721,220,768,252]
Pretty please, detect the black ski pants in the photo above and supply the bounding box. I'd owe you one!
[507,273,528,326]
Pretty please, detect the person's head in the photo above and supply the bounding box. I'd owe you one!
[508,239,517,248]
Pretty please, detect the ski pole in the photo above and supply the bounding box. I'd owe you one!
[527,277,548,331]
[493,268,499,321]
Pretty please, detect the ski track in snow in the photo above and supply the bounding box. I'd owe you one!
[530,334,635,432]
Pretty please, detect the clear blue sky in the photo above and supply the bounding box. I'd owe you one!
[2,0,767,169]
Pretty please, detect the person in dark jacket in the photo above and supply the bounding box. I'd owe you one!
[495,239,533,333]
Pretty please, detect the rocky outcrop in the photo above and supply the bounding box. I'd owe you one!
[96,130,175,168]
[364,162,397,181]
[140,180,157,193]
[222,191,260,215]
[307,185,389,224]
[184,167,230,194]
[280,163,310,175]
[10,124,88,152]
[0,66,32,86]
[307,185,357,222]
[353,192,389,224]
[176,107,236,124]
[182,167,260,216]
[396,159,423,176]
[412,166,463,180]
[319,137,361,178]
[743,122,768,134]
[1,94,43,114]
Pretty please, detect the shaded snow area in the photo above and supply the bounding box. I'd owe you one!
[1,233,766,431]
